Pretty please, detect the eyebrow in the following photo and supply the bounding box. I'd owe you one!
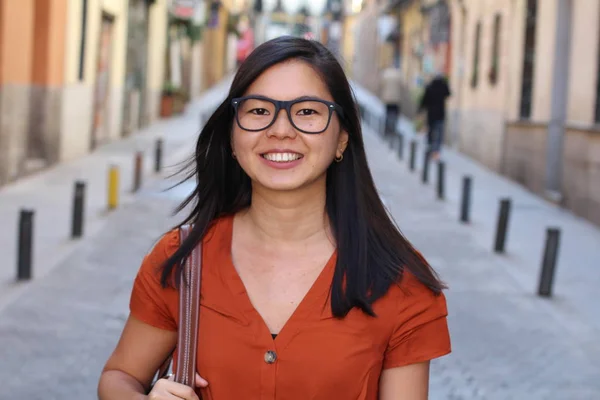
[244,94,330,102]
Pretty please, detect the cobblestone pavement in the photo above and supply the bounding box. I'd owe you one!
[0,84,599,399]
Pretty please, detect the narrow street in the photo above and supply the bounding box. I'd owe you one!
[0,80,599,400]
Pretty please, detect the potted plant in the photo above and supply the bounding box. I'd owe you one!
[160,81,177,118]
[172,87,190,115]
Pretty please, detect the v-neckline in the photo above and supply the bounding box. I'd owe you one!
[221,214,337,350]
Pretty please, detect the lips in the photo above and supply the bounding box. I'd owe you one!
[261,152,304,163]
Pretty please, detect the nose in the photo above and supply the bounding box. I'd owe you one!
[266,109,297,139]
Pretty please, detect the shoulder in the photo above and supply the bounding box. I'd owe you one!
[378,270,448,329]
[392,270,447,312]
[140,229,181,277]
[142,215,232,273]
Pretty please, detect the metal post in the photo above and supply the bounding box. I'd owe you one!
[422,151,430,184]
[108,165,119,210]
[155,138,163,173]
[538,228,561,297]
[437,161,445,200]
[133,151,143,192]
[17,209,34,281]
[409,140,417,171]
[71,181,85,238]
[493,198,512,253]
[460,176,472,223]
[397,133,404,160]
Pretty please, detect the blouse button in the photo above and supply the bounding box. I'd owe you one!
[264,350,277,364]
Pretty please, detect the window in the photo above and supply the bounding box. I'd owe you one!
[519,0,537,119]
[78,0,88,81]
[489,14,501,85]
[471,21,482,88]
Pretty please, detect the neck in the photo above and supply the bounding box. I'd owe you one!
[242,180,330,244]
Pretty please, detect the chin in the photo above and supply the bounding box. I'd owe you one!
[253,174,325,193]
[258,180,307,192]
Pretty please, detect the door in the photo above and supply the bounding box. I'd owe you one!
[91,14,114,150]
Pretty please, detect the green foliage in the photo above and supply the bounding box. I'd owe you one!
[162,81,178,95]
[227,14,241,38]
[170,15,204,43]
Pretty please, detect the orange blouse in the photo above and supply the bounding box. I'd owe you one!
[130,215,451,399]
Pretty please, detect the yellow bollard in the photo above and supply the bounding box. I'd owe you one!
[108,165,119,210]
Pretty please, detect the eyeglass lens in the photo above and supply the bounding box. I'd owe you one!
[236,98,331,133]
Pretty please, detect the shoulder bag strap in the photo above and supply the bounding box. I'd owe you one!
[175,224,202,387]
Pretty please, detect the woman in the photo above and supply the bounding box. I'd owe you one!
[98,37,450,400]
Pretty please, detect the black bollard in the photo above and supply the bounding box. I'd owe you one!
[17,209,34,281]
[460,176,472,223]
[493,198,512,253]
[154,139,163,173]
[71,181,86,238]
[538,228,561,297]
[133,151,143,192]
[397,133,404,160]
[409,140,417,171]
[422,151,430,184]
[437,161,445,200]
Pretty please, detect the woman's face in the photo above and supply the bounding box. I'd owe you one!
[231,60,348,193]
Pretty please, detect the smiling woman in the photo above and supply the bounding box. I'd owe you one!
[98,37,451,400]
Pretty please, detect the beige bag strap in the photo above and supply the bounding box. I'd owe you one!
[174,224,202,387]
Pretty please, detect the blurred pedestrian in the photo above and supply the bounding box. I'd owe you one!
[419,74,451,161]
[380,67,403,138]
[98,37,450,400]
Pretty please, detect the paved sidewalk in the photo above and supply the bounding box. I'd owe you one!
[0,77,231,310]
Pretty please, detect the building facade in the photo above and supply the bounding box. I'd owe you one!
[0,0,169,187]
[449,0,600,225]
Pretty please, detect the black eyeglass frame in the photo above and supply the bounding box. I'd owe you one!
[231,95,345,134]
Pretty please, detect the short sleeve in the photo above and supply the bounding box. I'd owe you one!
[129,230,180,332]
[383,273,451,369]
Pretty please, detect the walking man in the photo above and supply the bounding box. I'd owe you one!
[380,67,403,138]
[419,74,451,161]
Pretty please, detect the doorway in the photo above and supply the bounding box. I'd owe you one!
[91,13,114,150]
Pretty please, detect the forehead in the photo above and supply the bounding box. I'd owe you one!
[244,60,333,102]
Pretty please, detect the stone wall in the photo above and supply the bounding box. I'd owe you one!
[28,86,63,165]
[503,121,547,195]
[453,108,506,172]
[562,127,600,226]
[503,122,600,226]
[0,85,31,184]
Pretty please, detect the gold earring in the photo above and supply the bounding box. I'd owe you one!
[335,154,343,162]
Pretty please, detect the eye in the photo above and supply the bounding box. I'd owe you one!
[297,108,318,116]
[250,108,270,115]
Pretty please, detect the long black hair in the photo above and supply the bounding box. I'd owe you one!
[161,36,445,318]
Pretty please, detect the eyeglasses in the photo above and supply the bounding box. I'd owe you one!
[231,95,344,134]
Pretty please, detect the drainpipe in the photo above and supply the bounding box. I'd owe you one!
[545,0,572,203]
[452,0,466,149]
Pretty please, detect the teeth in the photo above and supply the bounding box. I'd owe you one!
[263,153,302,162]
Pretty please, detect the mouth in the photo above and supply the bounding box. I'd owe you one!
[260,152,304,163]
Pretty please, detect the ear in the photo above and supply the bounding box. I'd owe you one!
[337,130,349,156]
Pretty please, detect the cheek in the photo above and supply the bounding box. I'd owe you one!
[231,129,252,156]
